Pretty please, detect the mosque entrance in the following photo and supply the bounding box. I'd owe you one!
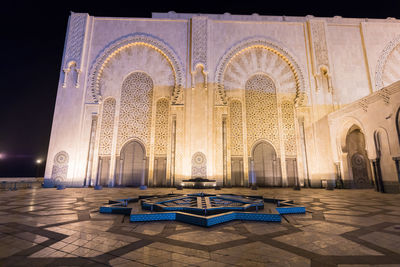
[120,141,146,187]
[253,141,282,187]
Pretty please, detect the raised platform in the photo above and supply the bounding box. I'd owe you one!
[100,193,305,227]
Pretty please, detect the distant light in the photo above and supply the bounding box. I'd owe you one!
[36,159,42,164]
[0,153,5,160]
[213,183,216,187]
[181,182,184,186]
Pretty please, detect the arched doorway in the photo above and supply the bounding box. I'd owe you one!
[346,127,371,188]
[120,140,146,187]
[252,141,282,186]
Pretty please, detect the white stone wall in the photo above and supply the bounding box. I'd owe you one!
[45,12,400,190]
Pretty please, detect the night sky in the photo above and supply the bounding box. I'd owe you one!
[1,0,399,177]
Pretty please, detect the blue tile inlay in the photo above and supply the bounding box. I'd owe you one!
[100,193,305,227]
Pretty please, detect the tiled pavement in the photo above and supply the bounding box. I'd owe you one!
[0,187,400,266]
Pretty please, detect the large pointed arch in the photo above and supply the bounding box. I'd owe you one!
[87,33,185,104]
[215,37,306,105]
[375,34,400,90]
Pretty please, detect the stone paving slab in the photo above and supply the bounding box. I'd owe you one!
[0,187,399,266]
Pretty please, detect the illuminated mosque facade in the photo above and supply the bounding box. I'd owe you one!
[45,12,400,192]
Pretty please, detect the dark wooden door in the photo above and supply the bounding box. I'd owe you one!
[231,157,243,186]
[351,153,369,187]
[121,141,145,187]
[253,142,277,186]
[154,157,166,186]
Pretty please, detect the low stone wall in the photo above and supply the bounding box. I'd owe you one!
[0,177,43,190]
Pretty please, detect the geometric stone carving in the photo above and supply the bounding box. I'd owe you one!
[229,100,243,156]
[63,13,88,88]
[309,21,333,93]
[245,73,276,93]
[63,12,88,70]
[191,152,207,179]
[245,74,279,154]
[358,99,368,112]
[117,72,153,153]
[191,16,208,71]
[281,100,296,156]
[51,151,69,184]
[99,98,116,155]
[155,98,170,155]
[378,88,390,104]
[309,20,330,68]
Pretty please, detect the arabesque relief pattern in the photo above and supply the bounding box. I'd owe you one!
[117,72,153,153]
[281,100,296,156]
[229,100,244,156]
[154,98,170,155]
[99,98,116,156]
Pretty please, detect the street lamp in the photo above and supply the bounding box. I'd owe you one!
[35,158,42,179]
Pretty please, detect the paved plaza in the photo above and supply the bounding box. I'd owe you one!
[0,187,399,266]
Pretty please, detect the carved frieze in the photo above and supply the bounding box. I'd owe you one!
[309,21,330,68]
[191,16,208,71]
[62,13,88,88]
[64,13,88,69]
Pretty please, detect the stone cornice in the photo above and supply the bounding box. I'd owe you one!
[329,80,400,119]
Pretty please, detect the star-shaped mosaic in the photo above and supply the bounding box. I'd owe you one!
[100,193,305,227]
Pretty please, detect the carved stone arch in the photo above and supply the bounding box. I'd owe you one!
[215,37,306,105]
[251,138,280,157]
[120,138,146,159]
[245,72,277,93]
[375,34,400,90]
[87,33,185,104]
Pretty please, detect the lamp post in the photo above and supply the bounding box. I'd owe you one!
[35,159,42,179]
